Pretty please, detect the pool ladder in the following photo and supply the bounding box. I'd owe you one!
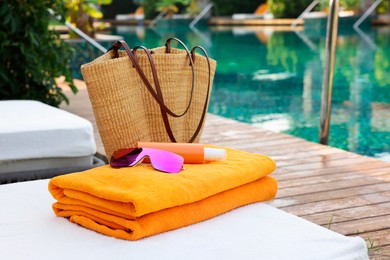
[189,2,214,28]
[291,0,340,145]
[295,0,383,145]
[291,0,320,28]
[319,0,339,145]
[47,8,107,53]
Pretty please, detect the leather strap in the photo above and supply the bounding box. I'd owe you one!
[131,45,177,142]
[107,38,212,143]
[109,40,190,117]
[187,45,212,142]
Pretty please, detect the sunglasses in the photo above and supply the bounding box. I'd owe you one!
[110,148,184,174]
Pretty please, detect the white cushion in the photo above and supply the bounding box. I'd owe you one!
[0,179,368,260]
[0,100,96,161]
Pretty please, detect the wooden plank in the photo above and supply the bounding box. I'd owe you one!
[275,160,390,179]
[243,144,329,156]
[208,17,303,26]
[202,128,303,144]
[276,152,362,167]
[280,191,390,216]
[278,156,381,172]
[278,178,388,198]
[277,168,390,190]
[325,214,390,236]
[303,202,390,225]
[203,135,331,156]
[278,170,390,191]
[270,148,349,162]
[366,245,390,260]
[358,230,390,259]
[271,182,390,208]
[360,230,390,257]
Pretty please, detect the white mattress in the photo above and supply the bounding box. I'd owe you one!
[0,100,96,161]
[0,156,93,174]
[0,179,368,260]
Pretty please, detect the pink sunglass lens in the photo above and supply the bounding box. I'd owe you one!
[144,148,184,173]
[110,148,144,167]
[110,148,183,173]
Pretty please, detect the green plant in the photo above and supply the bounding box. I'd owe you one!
[211,0,265,16]
[376,0,388,14]
[143,0,158,19]
[186,0,201,17]
[66,0,112,38]
[101,0,137,19]
[268,0,312,18]
[266,32,311,73]
[319,0,328,11]
[319,0,361,12]
[366,237,382,253]
[340,0,360,11]
[155,0,190,18]
[326,215,334,229]
[374,34,390,89]
[0,0,76,107]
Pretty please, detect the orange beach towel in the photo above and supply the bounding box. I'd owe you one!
[48,147,277,240]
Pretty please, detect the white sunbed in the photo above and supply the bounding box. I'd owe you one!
[0,100,104,183]
[232,4,272,20]
[0,179,368,260]
[232,13,269,20]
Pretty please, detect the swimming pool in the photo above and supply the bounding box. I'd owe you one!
[73,24,390,159]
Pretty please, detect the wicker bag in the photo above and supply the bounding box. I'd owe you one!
[81,38,216,159]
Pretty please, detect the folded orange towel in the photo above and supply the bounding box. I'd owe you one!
[48,146,277,240]
[53,176,277,240]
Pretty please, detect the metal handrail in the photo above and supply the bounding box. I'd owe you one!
[353,0,383,29]
[189,2,214,28]
[291,0,320,28]
[319,0,339,145]
[149,11,166,27]
[354,26,377,49]
[47,8,107,53]
[293,30,317,51]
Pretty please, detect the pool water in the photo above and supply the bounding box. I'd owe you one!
[73,25,390,159]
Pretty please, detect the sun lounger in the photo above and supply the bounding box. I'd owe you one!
[232,3,271,20]
[115,6,144,21]
[0,179,368,259]
[0,100,104,183]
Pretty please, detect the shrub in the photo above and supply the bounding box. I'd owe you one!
[268,0,312,18]
[143,0,159,19]
[340,0,361,11]
[155,0,190,18]
[376,0,389,14]
[211,0,266,16]
[101,0,137,19]
[0,0,76,107]
[66,0,113,38]
[319,0,361,12]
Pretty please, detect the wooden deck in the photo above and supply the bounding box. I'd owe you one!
[208,17,303,27]
[60,80,390,259]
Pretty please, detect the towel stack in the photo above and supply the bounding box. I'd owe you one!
[48,146,277,240]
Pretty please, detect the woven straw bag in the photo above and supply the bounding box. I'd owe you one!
[81,38,216,159]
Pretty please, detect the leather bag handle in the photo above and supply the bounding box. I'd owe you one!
[107,38,212,143]
[108,39,194,118]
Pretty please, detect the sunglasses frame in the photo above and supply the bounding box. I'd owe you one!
[110,147,184,174]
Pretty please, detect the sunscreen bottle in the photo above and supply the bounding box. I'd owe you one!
[137,142,227,164]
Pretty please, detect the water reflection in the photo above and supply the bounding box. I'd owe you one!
[70,25,390,158]
[208,26,389,158]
